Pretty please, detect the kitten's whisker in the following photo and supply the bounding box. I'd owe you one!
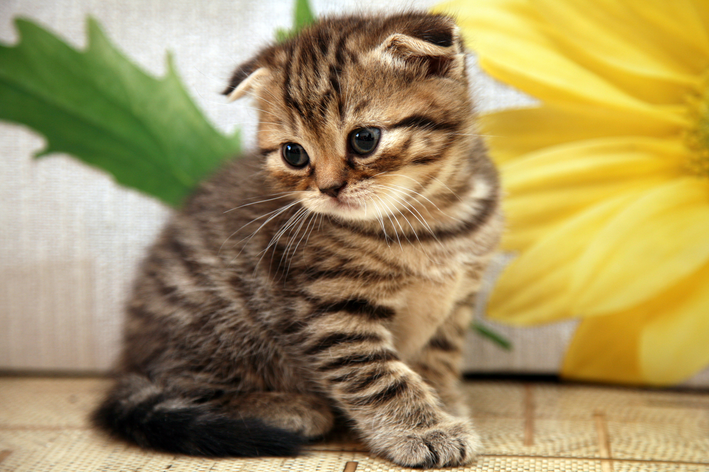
[429,176,463,202]
[252,94,281,112]
[369,197,391,246]
[376,185,438,261]
[274,207,309,267]
[279,208,312,277]
[259,86,283,106]
[371,193,403,249]
[220,202,295,254]
[259,206,307,275]
[250,105,282,121]
[235,200,299,238]
[447,132,484,137]
[224,192,299,212]
[377,172,462,219]
[369,171,389,179]
[380,172,424,189]
[384,189,442,246]
[384,199,417,243]
[229,200,302,260]
[382,183,462,223]
[302,212,320,249]
[235,190,294,203]
[387,171,462,202]
[286,211,318,276]
[374,186,428,247]
[267,207,306,257]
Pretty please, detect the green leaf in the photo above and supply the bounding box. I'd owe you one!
[276,0,316,42]
[472,321,513,351]
[0,17,241,207]
[293,0,316,31]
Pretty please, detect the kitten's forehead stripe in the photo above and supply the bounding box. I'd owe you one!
[282,42,304,121]
[391,115,460,132]
[282,17,375,130]
[352,99,371,116]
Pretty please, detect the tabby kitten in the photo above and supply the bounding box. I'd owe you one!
[93,12,502,468]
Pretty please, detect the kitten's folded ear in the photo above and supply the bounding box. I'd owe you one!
[222,57,270,102]
[377,14,465,78]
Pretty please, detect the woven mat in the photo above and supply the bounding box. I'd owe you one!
[1,378,708,471]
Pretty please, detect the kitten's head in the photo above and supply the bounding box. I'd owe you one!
[225,12,481,222]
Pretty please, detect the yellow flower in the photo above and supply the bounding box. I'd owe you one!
[433,0,709,385]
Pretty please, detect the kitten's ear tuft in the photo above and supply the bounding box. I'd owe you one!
[223,59,270,102]
[377,17,465,78]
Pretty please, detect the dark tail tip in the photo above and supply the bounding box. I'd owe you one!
[92,391,305,457]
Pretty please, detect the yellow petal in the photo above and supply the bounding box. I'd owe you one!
[477,33,678,121]
[694,0,709,43]
[626,0,709,72]
[438,0,688,128]
[435,0,545,46]
[503,178,675,252]
[503,138,683,192]
[500,138,683,251]
[481,104,683,164]
[537,0,708,77]
[561,313,645,385]
[533,0,699,105]
[490,192,642,325]
[640,260,709,385]
[563,260,709,386]
[571,178,709,316]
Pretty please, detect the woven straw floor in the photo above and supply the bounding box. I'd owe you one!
[1,377,708,471]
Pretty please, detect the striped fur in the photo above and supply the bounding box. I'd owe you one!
[94,12,502,468]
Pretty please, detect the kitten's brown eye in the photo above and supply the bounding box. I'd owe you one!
[349,127,381,155]
[282,143,309,168]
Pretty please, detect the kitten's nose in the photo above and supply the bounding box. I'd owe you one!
[320,182,346,198]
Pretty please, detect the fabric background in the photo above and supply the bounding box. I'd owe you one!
[1,0,706,387]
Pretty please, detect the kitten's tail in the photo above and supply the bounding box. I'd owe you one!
[92,374,304,457]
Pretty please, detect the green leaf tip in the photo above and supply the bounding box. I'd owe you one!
[276,0,316,42]
[294,0,316,30]
[0,16,241,207]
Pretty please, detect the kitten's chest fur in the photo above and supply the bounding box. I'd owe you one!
[390,267,469,359]
[325,221,483,360]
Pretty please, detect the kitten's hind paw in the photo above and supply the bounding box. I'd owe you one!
[377,419,481,468]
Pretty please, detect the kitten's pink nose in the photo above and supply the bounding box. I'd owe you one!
[320,182,346,198]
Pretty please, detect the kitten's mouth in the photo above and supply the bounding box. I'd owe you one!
[313,191,373,220]
[329,196,360,211]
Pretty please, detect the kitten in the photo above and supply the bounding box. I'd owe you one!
[93,12,502,468]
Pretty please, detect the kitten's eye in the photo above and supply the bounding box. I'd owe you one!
[349,127,381,155]
[281,143,309,168]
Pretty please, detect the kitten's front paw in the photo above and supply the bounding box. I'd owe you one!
[378,418,481,468]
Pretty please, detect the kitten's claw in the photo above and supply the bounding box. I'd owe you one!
[376,418,481,468]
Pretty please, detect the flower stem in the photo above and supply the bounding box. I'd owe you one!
[472,321,512,351]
